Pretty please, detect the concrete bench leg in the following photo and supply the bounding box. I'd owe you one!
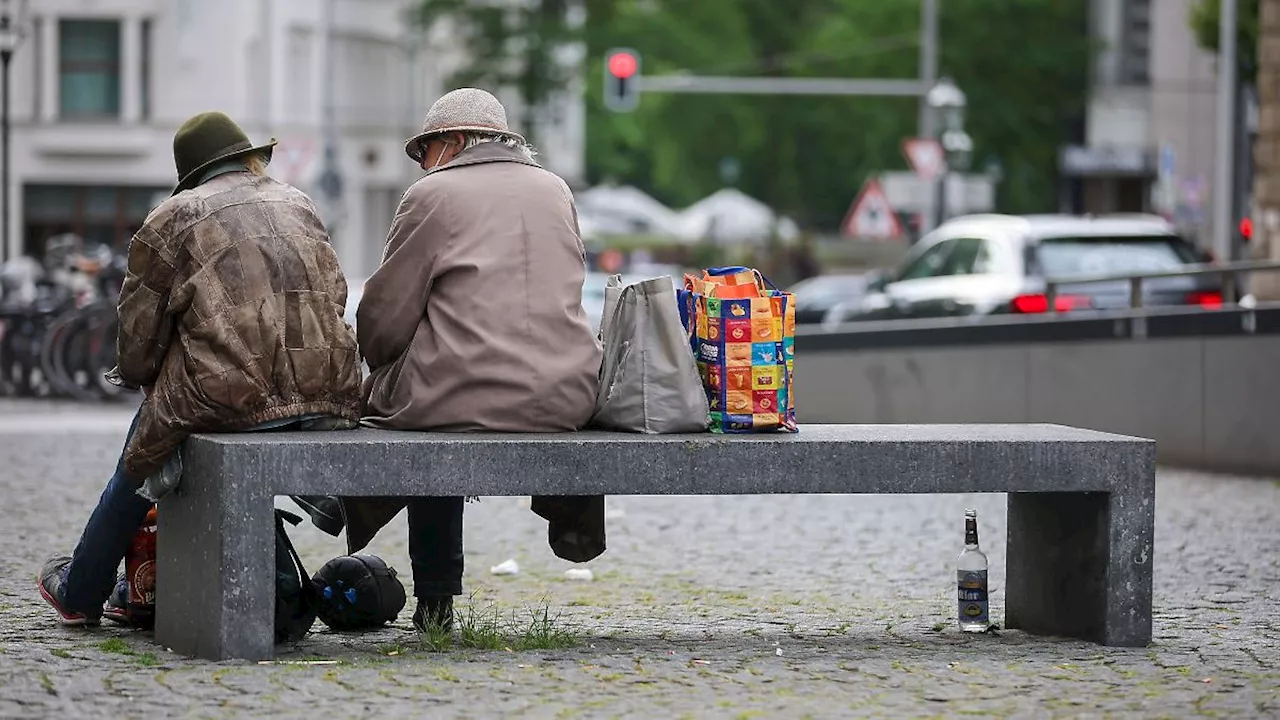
[155,455,276,661]
[1005,491,1154,646]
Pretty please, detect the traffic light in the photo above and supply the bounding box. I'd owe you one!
[603,48,640,112]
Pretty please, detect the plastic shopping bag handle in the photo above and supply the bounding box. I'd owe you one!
[701,266,781,292]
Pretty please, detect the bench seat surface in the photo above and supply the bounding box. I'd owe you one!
[184,423,1152,497]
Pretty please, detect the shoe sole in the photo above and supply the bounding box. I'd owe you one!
[37,580,100,627]
[290,497,345,537]
[102,609,130,626]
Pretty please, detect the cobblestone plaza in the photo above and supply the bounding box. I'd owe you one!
[0,401,1276,718]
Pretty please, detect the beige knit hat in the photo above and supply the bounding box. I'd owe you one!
[404,88,526,162]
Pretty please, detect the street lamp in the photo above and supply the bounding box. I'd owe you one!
[0,0,29,265]
[926,77,972,226]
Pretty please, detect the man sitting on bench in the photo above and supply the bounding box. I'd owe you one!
[37,112,363,626]
[345,88,603,633]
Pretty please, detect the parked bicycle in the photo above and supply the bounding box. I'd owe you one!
[0,237,137,403]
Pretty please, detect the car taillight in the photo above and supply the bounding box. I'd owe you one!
[1010,293,1089,314]
[1186,290,1223,308]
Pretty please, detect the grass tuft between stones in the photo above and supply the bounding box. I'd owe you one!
[97,638,160,666]
[417,595,578,653]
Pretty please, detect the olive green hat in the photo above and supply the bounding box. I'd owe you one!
[171,111,277,195]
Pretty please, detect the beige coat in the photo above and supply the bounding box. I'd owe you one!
[345,143,603,554]
[357,142,601,432]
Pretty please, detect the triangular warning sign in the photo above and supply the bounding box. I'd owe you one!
[841,179,903,240]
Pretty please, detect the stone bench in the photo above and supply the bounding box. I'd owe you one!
[156,424,1155,660]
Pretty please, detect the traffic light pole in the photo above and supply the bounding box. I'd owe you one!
[637,75,925,97]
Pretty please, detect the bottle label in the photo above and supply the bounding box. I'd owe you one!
[957,570,988,625]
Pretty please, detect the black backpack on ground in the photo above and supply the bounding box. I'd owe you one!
[312,554,407,631]
[274,509,320,643]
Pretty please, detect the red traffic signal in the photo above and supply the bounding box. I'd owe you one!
[603,48,641,112]
[1240,217,1253,241]
[607,51,638,79]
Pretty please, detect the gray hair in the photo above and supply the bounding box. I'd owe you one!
[459,131,538,162]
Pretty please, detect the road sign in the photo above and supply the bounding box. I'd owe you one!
[902,138,945,180]
[842,179,903,240]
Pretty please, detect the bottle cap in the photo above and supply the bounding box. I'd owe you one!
[965,508,977,517]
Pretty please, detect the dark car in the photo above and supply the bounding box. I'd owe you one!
[828,214,1221,323]
[788,273,871,325]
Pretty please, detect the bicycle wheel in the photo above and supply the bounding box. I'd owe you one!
[60,313,105,401]
[41,309,94,400]
[0,314,13,396]
[84,307,131,401]
[16,312,53,397]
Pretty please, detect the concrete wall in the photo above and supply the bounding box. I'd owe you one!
[797,335,1280,476]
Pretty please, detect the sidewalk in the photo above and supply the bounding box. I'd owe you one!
[0,400,1276,718]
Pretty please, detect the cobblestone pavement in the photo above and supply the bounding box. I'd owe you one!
[0,400,1276,719]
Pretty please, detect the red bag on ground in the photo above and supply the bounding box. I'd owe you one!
[125,506,157,628]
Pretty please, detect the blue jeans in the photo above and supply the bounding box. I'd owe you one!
[60,410,348,614]
[62,409,152,614]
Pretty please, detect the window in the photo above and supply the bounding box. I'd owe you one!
[937,237,992,276]
[896,237,1000,281]
[140,19,152,119]
[897,241,956,281]
[1119,0,1150,86]
[1033,235,1198,277]
[59,20,121,119]
[22,185,169,258]
[286,29,314,123]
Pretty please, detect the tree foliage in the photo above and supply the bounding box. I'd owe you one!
[415,0,1091,230]
[1189,0,1260,82]
[412,0,580,144]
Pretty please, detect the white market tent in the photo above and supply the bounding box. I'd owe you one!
[574,185,681,237]
[672,188,799,245]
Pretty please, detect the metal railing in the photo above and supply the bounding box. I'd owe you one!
[1044,260,1280,313]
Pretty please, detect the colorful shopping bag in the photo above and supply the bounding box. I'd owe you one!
[679,267,797,433]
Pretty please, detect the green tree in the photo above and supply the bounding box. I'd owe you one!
[412,0,579,145]
[416,0,1091,229]
[586,0,1090,224]
[938,0,1091,216]
[1189,0,1260,81]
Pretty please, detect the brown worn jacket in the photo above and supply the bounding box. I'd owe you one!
[115,172,362,479]
[345,143,603,554]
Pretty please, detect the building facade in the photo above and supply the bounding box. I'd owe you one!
[1062,0,1224,245]
[5,0,585,280]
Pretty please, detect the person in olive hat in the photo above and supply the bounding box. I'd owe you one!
[37,112,363,627]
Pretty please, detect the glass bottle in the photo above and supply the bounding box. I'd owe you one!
[957,508,989,632]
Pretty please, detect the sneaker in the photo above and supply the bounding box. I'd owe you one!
[37,556,101,627]
[290,495,345,537]
[102,574,129,626]
[411,595,454,633]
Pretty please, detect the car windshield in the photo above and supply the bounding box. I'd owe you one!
[1034,235,1199,277]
